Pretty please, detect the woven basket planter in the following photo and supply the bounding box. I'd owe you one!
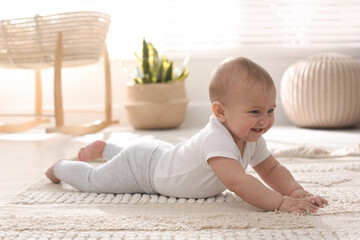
[281,53,360,128]
[124,81,189,129]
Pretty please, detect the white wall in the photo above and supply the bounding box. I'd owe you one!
[0,47,359,128]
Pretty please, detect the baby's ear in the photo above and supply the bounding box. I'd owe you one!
[212,101,226,123]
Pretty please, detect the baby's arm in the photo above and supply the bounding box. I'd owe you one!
[208,157,318,213]
[253,155,328,207]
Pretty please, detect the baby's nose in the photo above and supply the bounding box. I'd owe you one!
[259,116,269,125]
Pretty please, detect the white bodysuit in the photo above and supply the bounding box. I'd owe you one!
[154,115,270,198]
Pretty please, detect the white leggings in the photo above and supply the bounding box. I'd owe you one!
[54,140,173,194]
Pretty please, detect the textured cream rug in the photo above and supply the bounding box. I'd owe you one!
[1,143,360,239]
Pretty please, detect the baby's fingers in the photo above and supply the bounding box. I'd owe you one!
[304,196,316,205]
[289,207,305,216]
[313,195,329,208]
[298,200,318,213]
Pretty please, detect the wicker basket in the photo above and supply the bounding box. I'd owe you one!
[281,53,360,128]
[0,11,118,135]
[0,11,110,69]
[124,81,189,129]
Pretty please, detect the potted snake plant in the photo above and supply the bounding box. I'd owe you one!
[123,38,189,129]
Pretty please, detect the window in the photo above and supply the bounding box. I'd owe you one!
[1,0,359,58]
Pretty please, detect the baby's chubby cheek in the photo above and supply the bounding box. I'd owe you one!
[264,122,274,134]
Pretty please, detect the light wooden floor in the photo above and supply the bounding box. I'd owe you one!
[1,123,359,204]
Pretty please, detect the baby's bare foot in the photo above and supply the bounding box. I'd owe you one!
[78,140,106,162]
[45,160,62,183]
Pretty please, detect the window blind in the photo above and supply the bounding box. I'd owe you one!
[1,0,359,57]
[237,0,360,46]
[105,0,360,56]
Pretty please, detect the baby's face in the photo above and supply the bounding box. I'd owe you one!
[222,82,276,143]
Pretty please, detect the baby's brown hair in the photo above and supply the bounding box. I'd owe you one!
[209,57,274,104]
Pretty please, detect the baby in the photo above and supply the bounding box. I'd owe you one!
[46,57,328,214]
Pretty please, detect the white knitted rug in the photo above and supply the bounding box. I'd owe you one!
[1,143,360,239]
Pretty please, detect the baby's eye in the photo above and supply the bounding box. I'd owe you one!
[250,110,260,114]
[268,109,274,114]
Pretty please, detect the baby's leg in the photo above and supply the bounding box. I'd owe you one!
[51,160,103,192]
[78,140,122,162]
[50,148,145,193]
[47,141,168,194]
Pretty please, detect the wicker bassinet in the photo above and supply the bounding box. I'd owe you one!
[0,11,118,135]
[0,11,110,69]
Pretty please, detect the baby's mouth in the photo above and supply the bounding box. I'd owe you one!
[251,128,264,133]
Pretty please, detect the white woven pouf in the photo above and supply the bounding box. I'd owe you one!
[281,53,360,128]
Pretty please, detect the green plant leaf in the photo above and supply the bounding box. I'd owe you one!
[134,52,142,63]
[174,56,190,80]
[149,42,159,62]
[134,76,143,84]
[147,42,159,83]
[142,38,152,83]
[160,56,170,83]
[156,61,164,83]
[165,62,173,82]
[177,68,189,81]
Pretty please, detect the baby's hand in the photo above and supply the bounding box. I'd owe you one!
[279,196,319,215]
[290,189,328,208]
